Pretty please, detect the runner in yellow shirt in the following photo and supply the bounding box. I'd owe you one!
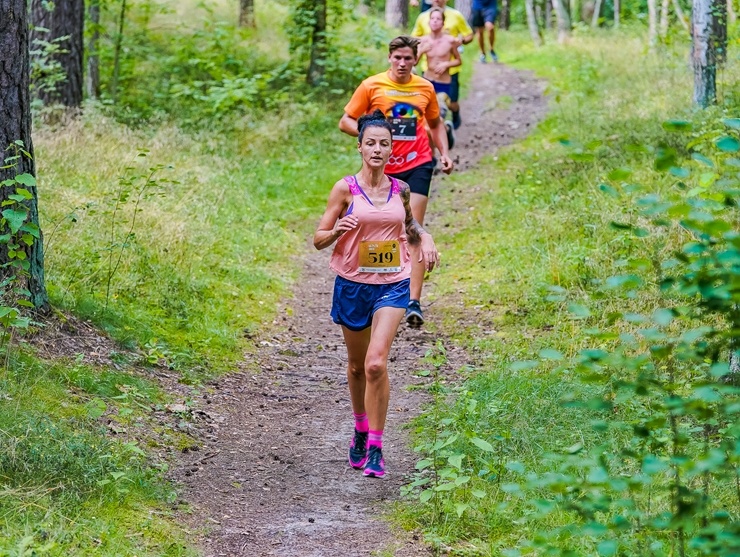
[411,0,473,130]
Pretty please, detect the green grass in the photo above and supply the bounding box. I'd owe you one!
[396,27,740,555]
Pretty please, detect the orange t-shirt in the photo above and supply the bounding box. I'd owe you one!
[344,71,440,174]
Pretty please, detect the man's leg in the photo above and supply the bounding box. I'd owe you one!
[409,192,429,304]
[450,74,461,129]
[487,21,497,60]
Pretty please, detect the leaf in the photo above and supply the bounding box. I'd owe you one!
[716,136,740,152]
[598,183,619,197]
[448,454,464,470]
[692,152,714,167]
[455,502,469,517]
[14,173,36,187]
[510,360,538,372]
[597,540,618,556]
[419,489,434,503]
[567,303,591,319]
[471,489,486,498]
[653,308,674,326]
[470,437,494,452]
[662,119,692,131]
[569,152,595,162]
[506,461,525,474]
[669,166,690,178]
[538,348,564,360]
[1,209,27,234]
[724,118,740,129]
[434,482,457,492]
[607,167,632,181]
[85,398,107,419]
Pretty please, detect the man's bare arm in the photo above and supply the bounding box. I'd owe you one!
[339,113,359,137]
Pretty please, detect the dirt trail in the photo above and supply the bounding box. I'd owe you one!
[172,62,548,557]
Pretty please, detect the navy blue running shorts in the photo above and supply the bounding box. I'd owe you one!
[388,161,435,197]
[331,276,410,331]
[450,73,460,103]
[471,6,498,27]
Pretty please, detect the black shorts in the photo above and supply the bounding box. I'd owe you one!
[450,73,460,103]
[388,161,435,197]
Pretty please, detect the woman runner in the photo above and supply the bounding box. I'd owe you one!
[313,110,440,478]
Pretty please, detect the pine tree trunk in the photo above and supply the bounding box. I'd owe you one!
[386,0,409,28]
[455,0,472,22]
[306,0,327,86]
[552,0,571,42]
[692,0,716,107]
[240,0,255,27]
[111,0,127,101]
[86,0,100,99]
[526,0,544,44]
[659,0,670,38]
[0,0,49,311]
[648,0,658,48]
[500,0,511,29]
[30,0,84,108]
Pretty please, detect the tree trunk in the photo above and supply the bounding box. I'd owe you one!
[385,0,409,28]
[552,0,571,42]
[306,0,327,86]
[0,0,49,310]
[729,0,737,24]
[30,0,85,107]
[240,0,255,27]
[592,0,603,26]
[648,0,658,48]
[455,0,472,22]
[570,0,580,23]
[86,0,100,99]
[660,0,670,38]
[546,0,553,28]
[111,0,127,101]
[673,0,690,31]
[711,0,728,65]
[526,0,544,45]
[692,0,716,107]
[614,0,620,27]
[500,0,511,29]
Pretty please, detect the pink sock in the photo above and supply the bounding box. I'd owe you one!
[353,412,369,433]
[368,429,383,449]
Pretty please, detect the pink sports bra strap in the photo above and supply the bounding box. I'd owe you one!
[389,177,401,196]
[343,175,361,196]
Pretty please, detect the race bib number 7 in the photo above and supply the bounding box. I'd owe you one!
[359,240,402,273]
[389,117,417,141]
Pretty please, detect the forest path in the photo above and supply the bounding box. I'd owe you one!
[172,61,548,557]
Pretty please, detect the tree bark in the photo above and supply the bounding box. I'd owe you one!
[546,0,553,29]
[111,0,127,101]
[660,0,670,37]
[306,0,327,86]
[0,0,49,310]
[30,0,84,108]
[86,0,100,99]
[385,0,409,28]
[552,0,571,42]
[729,0,737,24]
[692,0,716,107]
[455,0,472,22]
[500,0,511,29]
[526,0,544,45]
[240,0,255,27]
[648,0,658,48]
[592,0,603,26]
[614,0,620,27]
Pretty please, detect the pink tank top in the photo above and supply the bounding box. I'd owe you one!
[330,175,411,284]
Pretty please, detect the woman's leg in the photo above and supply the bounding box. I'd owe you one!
[364,306,405,431]
[341,325,372,416]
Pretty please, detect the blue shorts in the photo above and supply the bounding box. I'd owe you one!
[471,6,498,27]
[331,276,410,331]
[430,80,452,98]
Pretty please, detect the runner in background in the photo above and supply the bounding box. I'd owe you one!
[471,0,499,62]
[411,0,473,130]
[417,8,461,149]
[410,0,433,12]
[315,110,439,478]
[339,36,453,328]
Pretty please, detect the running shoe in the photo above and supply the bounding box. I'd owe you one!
[490,50,499,62]
[451,110,462,130]
[348,429,369,469]
[445,120,455,150]
[363,446,385,478]
[479,53,487,63]
[405,300,424,328]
